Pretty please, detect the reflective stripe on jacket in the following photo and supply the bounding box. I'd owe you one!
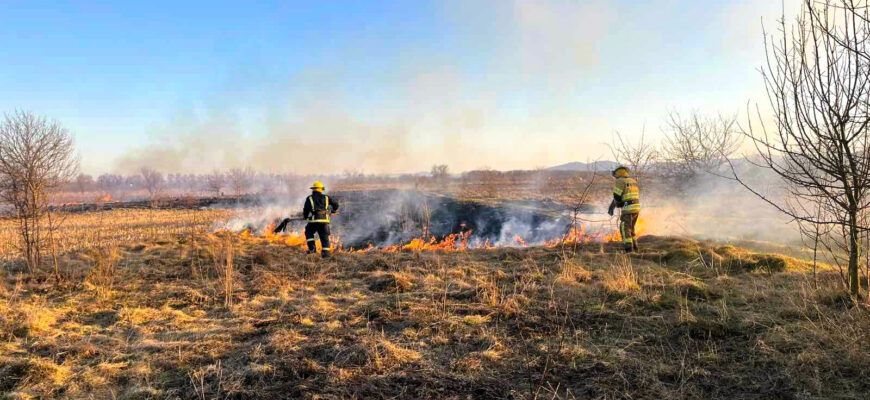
[308,196,330,223]
[303,192,339,223]
[613,177,641,214]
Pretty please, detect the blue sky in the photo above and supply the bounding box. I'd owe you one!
[0,0,798,174]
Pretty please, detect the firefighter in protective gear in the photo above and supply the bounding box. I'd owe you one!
[303,181,339,258]
[607,166,641,252]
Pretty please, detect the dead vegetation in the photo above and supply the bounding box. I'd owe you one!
[0,208,234,267]
[1,230,868,399]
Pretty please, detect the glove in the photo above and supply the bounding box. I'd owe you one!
[607,201,616,216]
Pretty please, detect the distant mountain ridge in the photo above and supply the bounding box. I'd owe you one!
[547,161,619,172]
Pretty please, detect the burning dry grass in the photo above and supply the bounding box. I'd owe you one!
[1,229,868,399]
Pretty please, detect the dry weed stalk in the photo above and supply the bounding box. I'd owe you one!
[223,238,234,308]
[206,235,235,308]
[678,291,696,323]
[84,246,120,298]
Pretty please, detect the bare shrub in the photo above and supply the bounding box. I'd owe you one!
[0,111,77,272]
[661,110,740,180]
[610,129,659,184]
[562,168,601,253]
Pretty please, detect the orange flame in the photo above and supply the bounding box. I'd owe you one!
[227,216,646,253]
[262,222,311,249]
[370,231,473,253]
[601,216,646,243]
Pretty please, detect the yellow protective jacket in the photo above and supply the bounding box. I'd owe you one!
[611,177,640,214]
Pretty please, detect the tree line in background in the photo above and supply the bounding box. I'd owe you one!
[66,165,592,201]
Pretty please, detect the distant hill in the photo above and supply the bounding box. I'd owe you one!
[547,160,619,172]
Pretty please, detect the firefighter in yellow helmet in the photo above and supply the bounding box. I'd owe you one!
[303,181,339,258]
[607,166,641,252]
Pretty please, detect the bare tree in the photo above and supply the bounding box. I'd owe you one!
[661,110,741,179]
[74,173,93,201]
[609,128,659,184]
[228,167,254,196]
[731,0,870,297]
[471,167,500,198]
[431,164,450,191]
[205,170,226,197]
[96,173,122,198]
[0,111,77,272]
[140,167,165,203]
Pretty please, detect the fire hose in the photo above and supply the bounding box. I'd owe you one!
[567,211,619,238]
[568,211,614,224]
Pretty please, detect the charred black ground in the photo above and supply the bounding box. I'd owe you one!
[286,190,591,249]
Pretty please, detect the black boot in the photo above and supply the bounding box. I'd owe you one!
[321,251,331,259]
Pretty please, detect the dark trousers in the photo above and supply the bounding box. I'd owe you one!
[304,222,331,255]
[620,212,639,250]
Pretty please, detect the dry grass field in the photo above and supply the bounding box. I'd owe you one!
[0,209,235,266]
[1,209,868,399]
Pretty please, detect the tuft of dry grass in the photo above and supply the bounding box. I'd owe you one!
[602,256,641,294]
[83,246,121,298]
[557,256,592,284]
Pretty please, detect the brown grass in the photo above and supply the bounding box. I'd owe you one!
[0,208,233,266]
[0,216,868,399]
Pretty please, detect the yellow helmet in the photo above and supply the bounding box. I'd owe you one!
[310,181,325,192]
[612,166,630,178]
